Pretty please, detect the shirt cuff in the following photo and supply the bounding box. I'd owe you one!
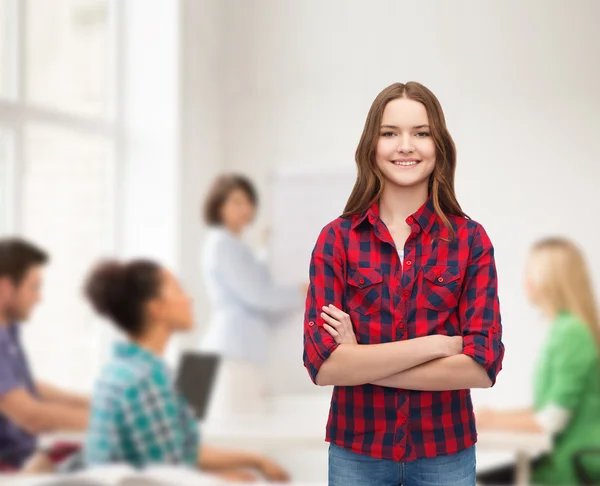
[304,327,340,384]
[534,403,571,435]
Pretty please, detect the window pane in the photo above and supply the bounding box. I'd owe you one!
[25,0,112,117]
[21,124,115,391]
[0,0,15,99]
[0,130,14,234]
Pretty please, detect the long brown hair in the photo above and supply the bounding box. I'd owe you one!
[529,238,600,350]
[343,82,467,239]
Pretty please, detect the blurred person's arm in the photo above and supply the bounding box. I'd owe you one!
[36,381,90,408]
[198,445,289,482]
[476,407,543,433]
[304,225,462,387]
[476,404,570,435]
[0,388,88,435]
[214,235,302,314]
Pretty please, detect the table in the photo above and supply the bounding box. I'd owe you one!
[476,430,552,485]
[203,414,552,485]
[37,404,552,485]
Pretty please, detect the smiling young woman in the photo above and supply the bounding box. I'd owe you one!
[302,82,504,486]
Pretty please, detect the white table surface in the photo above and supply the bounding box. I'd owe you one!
[202,412,551,455]
[34,394,552,485]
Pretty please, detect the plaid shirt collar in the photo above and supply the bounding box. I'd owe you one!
[113,341,164,368]
[351,196,438,234]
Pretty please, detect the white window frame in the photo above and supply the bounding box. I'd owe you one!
[0,0,123,246]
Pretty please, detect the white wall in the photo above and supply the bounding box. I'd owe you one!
[181,0,600,405]
[177,0,224,357]
[121,0,180,267]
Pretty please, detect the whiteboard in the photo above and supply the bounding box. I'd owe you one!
[266,166,357,395]
[269,166,357,284]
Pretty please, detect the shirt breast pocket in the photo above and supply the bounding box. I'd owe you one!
[421,265,461,311]
[346,267,383,315]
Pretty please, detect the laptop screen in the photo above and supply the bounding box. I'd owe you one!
[174,352,220,420]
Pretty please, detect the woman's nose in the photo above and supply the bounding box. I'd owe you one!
[396,135,415,153]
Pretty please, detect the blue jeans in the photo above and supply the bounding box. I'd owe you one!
[328,443,476,486]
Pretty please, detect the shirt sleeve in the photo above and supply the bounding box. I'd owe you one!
[120,377,198,467]
[303,223,345,384]
[214,236,302,315]
[544,322,597,411]
[459,224,505,385]
[0,340,26,398]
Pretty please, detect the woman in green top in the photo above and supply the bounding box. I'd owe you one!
[477,237,600,485]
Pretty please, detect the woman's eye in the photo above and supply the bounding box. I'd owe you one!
[381,132,396,137]
[415,132,431,138]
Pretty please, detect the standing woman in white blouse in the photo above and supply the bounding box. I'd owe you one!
[199,174,305,418]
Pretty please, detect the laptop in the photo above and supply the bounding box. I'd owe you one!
[175,352,220,420]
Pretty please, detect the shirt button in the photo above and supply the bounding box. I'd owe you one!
[407,217,414,224]
[399,415,406,424]
[359,278,365,285]
[438,277,444,283]
[403,290,410,297]
[308,321,315,327]
[405,260,412,266]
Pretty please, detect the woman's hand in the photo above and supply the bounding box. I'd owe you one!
[256,456,290,482]
[321,304,358,345]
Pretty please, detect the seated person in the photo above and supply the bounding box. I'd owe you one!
[476,238,600,485]
[82,258,290,483]
[0,238,88,473]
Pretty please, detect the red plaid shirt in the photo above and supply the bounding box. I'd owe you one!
[303,198,504,461]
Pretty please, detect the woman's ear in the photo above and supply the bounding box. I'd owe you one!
[144,298,163,323]
[0,276,15,305]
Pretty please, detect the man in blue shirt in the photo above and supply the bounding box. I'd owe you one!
[0,238,88,472]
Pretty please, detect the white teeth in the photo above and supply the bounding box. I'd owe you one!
[393,161,418,166]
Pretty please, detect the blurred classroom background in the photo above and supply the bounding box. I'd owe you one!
[1,0,599,483]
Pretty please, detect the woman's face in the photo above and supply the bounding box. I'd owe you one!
[375,98,436,192]
[150,269,194,332]
[220,188,256,232]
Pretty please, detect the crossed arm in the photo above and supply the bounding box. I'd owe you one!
[36,381,90,409]
[318,304,492,391]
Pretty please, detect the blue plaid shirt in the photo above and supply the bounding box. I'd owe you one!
[84,342,199,468]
